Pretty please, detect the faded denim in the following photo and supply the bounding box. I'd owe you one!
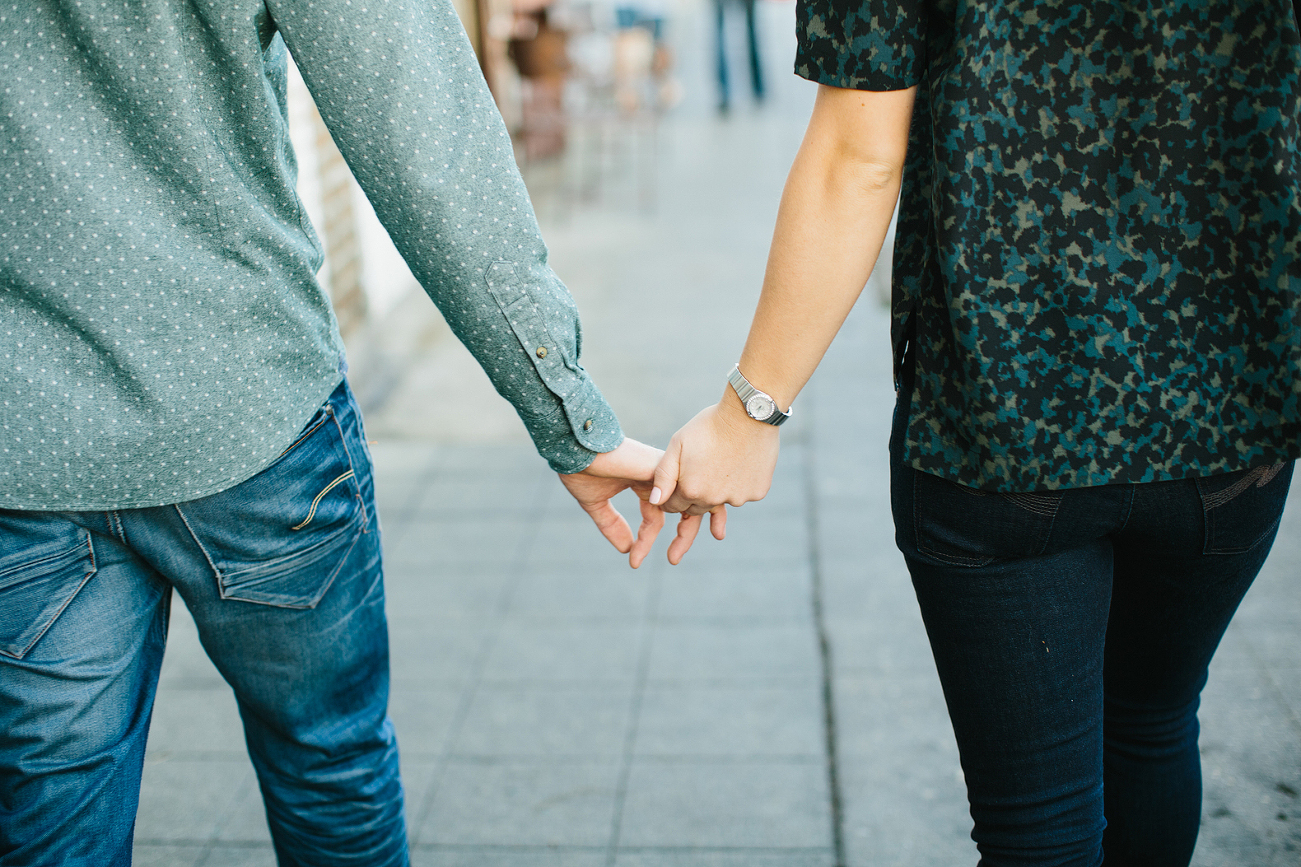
[0,380,407,867]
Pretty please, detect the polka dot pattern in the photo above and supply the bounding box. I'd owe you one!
[1,0,620,509]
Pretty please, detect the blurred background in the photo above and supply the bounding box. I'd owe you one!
[131,1,1301,864]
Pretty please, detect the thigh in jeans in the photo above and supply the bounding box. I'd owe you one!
[1101,463,1294,867]
[893,464,1112,867]
[129,380,407,866]
[0,510,169,866]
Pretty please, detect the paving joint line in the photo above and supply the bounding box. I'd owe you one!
[603,556,663,866]
[802,424,847,867]
[406,458,552,846]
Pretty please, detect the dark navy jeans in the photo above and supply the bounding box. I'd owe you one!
[0,380,407,866]
[891,410,1292,866]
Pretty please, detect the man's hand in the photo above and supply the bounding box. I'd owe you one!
[649,390,780,565]
[558,437,670,568]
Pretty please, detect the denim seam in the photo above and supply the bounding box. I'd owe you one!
[108,510,128,545]
[326,403,369,533]
[172,503,223,582]
[0,530,96,660]
[273,404,334,463]
[1115,484,1137,536]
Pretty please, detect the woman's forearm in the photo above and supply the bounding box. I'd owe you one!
[734,84,917,411]
[650,84,918,530]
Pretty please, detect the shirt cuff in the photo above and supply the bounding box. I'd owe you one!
[523,378,625,474]
[483,262,625,472]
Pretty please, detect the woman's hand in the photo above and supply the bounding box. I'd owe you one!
[649,390,780,564]
[557,437,667,568]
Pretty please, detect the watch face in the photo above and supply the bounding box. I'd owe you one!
[746,394,776,420]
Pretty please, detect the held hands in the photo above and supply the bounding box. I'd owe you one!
[560,392,778,567]
[557,437,668,569]
[648,390,780,564]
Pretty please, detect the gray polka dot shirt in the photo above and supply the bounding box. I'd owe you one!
[0,0,623,510]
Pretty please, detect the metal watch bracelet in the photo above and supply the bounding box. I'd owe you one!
[727,365,792,426]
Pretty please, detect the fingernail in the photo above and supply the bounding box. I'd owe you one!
[649,486,662,505]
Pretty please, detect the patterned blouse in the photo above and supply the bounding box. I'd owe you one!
[796,0,1301,491]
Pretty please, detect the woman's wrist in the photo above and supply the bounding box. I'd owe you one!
[717,386,783,439]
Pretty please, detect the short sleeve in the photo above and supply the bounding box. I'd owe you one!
[795,0,927,90]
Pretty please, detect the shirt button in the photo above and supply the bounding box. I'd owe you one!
[536,346,547,358]
[583,419,593,432]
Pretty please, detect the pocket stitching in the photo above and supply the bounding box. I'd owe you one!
[0,532,97,660]
[913,471,997,567]
[219,522,363,609]
[1195,464,1292,555]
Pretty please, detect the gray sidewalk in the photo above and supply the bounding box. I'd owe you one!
[133,1,1301,864]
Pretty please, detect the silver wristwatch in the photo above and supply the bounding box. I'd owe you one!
[727,365,792,426]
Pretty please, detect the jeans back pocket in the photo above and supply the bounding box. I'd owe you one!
[910,469,1063,567]
[0,515,96,659]
[1194,462,1293,555]
[175,396,367,609]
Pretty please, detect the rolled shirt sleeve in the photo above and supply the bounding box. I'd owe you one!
[795,0,928,90]
[265,0,621,472]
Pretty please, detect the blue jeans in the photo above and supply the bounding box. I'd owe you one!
[891,409,1292,865]
[0,380,408,867]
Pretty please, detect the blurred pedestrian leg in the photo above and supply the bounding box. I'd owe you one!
[714,0,765,111]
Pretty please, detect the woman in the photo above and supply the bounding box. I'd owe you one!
[650,1,1301,863]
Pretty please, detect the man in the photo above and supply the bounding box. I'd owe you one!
[0,1,673,863]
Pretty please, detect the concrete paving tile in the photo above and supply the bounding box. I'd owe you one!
[369,441,443,473]
[417,761,620,847]
[410,848,606,866]
[213,773,272,844]
[523,520,653,566]
[481,624,642,685]
[387,619,488,685]
[824,615,938,679]
[452,686,632,758]
[838,750,974,867]
[400,761,443,824]
[655,564,813,623]
[618,760,831,849]
[1231,617,1301,678]
[614,850,834,867]
[651,517,808,568]
[129,844,205,867]
[389,688,464,758]
[634,685,823,758]
[134,758,252,843]
[425,445,543,478]
[409,476,550,520]
[387,521,533,566]
[384,564,513,620]
[817,559,916,625]
[200,845,279,867]
[650,623,819,683]
[504,565,651,621]
[814,508,896,565]
[1199,666,1301,808]
[146,686,247,758]
[832,674,957,758]
[646,624,820,684]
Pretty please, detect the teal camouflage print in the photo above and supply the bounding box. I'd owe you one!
[797,0,1301,490]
